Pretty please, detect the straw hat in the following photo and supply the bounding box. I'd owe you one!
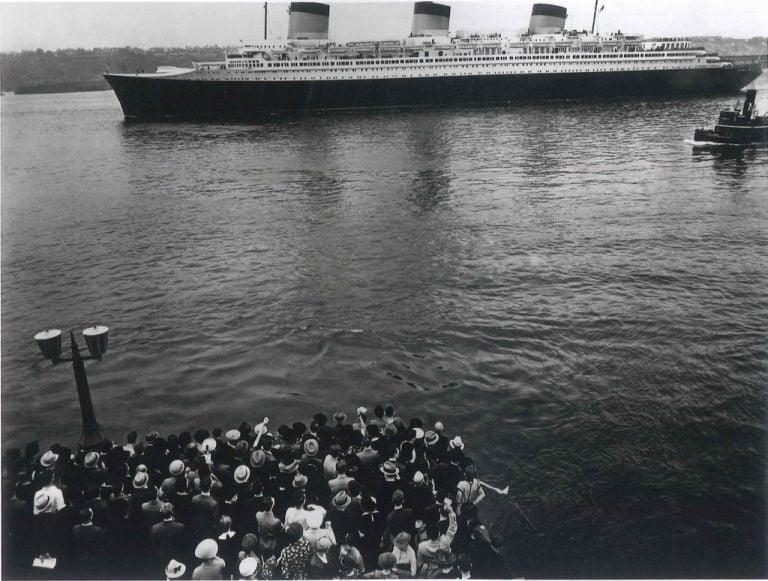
[379,461,399,477]
[34,492,51,513]
[332,490,352,509]
[250,450,267,468]
[279,459,298,474]
[292,473,308,488]
[225,429,241,443]
[84,451,99,468]
[40,450,59,468]
[201,438,217,452]
[303,439,319,456]
[449,436,465,450]
[425,431,439,446]
[234,465,251,484]
[165,559,186,579]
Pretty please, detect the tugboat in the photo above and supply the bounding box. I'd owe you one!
[692,89,768,145]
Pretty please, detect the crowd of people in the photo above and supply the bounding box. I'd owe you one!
[2,404,506,580]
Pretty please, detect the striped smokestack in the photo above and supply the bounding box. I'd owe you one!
[528,4,567,34]
[411,2,451,36]
[288,2,330,40]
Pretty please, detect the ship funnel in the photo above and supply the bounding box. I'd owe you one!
[288,2,330,40]
[411,2,451,36]
[742,89,757,120]
[528,4,567,34]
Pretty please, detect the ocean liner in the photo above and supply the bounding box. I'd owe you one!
[104,2,763,120]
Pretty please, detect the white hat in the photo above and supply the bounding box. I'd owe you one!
[449,436,465,450]
[195,538,218,560]
[165,559,186,579]
[234,465,251,484]
[202,438,217,452]
[169,459,185,476]
[40,450,59,468]
[225,429,241,442]
[239,556,258,577]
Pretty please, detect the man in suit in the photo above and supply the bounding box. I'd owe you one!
[71,507,107,579]
[189,477,219,543]
[151,503,186,568]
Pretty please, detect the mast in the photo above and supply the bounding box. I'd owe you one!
[591,0,598,33]
[264,2,268,40]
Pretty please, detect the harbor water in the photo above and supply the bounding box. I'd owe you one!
[2,75,767,577]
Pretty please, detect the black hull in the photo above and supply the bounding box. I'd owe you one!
[693,127,768,145]
[105,64,763,120]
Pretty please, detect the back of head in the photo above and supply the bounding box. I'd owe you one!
[426,523,440,541]
[79,507,93,525]
[378,552,397,570]
[286,522,304,543]
[160,503,174,520]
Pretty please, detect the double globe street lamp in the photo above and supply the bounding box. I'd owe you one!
[34,325,110,449]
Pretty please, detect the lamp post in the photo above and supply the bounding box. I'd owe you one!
[34,325,110,449]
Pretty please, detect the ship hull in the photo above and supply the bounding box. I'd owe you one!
[105,64,763,120]
[693,126,768,145]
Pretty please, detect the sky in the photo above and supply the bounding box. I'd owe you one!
[0,0,766,53]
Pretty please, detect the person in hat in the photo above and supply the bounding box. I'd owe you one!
[40,449,59,470]
[33,470,65,515]
[327,490,357,544]
[165,559,187,580]
[280,522,314,580]
[192,538,226,580]
[406,471,436,521]
[374,461,401,514]
[392,531,418,577]
[216,429,241,467]
[308,535,340,579]
[364,552,399,579]
[31,470,66,561]
[162,459,186,493]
